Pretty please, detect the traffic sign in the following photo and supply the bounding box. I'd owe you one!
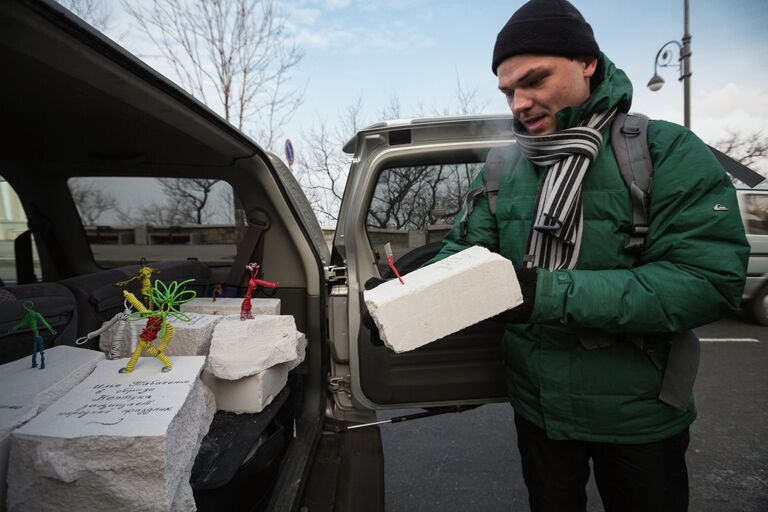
[284,138,295,166]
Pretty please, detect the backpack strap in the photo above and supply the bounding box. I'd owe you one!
[611,112,653,254]
[603,113,700,410]
[459,144,520,237]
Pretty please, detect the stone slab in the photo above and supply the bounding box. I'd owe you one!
[0,346,104,512]
[202,334,306,414]
[7,356,214,512]
[207,315,303,380]
[363,246,522,353]
[98,313,223,359]
[180,297,280,316]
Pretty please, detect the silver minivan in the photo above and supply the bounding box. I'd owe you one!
[1,2,764,510]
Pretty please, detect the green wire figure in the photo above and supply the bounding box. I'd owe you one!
[121,278,196,374]
[9,300,57,369]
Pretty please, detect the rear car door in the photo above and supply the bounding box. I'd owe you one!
[329,117,517,415]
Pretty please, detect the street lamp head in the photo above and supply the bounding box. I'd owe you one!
[647,73,665,92]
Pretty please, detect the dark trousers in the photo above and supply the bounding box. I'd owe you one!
[514,414,690,512]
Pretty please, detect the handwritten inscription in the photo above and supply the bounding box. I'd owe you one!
[56,379,191,420]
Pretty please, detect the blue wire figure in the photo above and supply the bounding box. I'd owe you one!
[9,300,57,369]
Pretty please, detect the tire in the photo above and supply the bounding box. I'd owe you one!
[750,284,768,326]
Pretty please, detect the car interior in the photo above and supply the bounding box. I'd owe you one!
[0,2,335,509]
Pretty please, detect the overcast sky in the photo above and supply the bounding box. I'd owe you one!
[105,0,768,167]
[280,0,767,151]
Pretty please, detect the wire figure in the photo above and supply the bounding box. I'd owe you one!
[9,300,57,369]
[120,279,196,374]
[240,262,279,320]
[211,283,223,302]
[114,259,160,307]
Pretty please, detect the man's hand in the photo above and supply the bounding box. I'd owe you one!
[495,266,538,323]
[364,277,386,291]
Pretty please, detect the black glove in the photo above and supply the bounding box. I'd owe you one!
[494,266,538,324]
[362,277,385,344]
[364,277,386,291]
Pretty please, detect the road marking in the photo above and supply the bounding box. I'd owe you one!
[699,338,760,343]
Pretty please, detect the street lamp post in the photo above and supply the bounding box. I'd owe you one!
[647,0,691,128]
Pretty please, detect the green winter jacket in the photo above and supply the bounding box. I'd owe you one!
[431,55,749,443]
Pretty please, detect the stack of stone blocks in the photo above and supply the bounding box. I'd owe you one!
[2,296,305,511]
[178,297,307,414]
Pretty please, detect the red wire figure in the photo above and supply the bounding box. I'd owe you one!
[211,283,223,302]
[240,262,279,320]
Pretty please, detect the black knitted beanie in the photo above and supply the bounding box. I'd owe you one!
[492,0,599,75]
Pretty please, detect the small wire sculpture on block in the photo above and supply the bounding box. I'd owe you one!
[119,279,196,374]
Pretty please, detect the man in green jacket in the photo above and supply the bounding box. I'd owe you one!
[429,0,749,510]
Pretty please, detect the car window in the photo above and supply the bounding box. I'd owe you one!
[67,177,239,268]
[366,161,482,275]
[741,193,768,235]
[0,177,40,284]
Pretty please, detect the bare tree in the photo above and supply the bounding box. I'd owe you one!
[123,0,303,149]
[367,162,480,231]
[156,178,219,224]
[124,0,303,240]
[294,100,364,227]
[69,179,116,226]
[714,130,768,174]
[295,80,488,228]
[431,73,489,117]
[133,200,193,226]
[56,0,111,31]
[215,186,236,225]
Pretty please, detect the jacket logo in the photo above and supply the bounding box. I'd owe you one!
[713,204,729,211]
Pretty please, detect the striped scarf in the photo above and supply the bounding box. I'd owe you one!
[514,108,617,270]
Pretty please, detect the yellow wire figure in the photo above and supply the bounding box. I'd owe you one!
[119,279,196,374]
[114,259,160,307]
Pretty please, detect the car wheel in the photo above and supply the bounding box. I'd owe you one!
[750,284,768,326]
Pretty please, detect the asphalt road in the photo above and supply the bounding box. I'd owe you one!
[379,312,768,512]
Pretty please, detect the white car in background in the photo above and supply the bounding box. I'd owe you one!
[737,186,768,325]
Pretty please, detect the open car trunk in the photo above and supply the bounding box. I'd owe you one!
[0,1,333,510]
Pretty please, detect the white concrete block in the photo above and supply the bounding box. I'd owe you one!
[201,333,307,414]
[0,346,104,511]
[201,367,286,414]
[180,297,280,316]
[363,246,523,353]
[7,356,214,512]
[207,315,303,380]
[287,333,307,372]
[163,314,222,357]
[98,313,223,358]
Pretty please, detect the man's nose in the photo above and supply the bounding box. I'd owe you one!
[512,91,533,116]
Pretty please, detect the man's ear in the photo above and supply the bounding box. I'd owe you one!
[580,56,598,78]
